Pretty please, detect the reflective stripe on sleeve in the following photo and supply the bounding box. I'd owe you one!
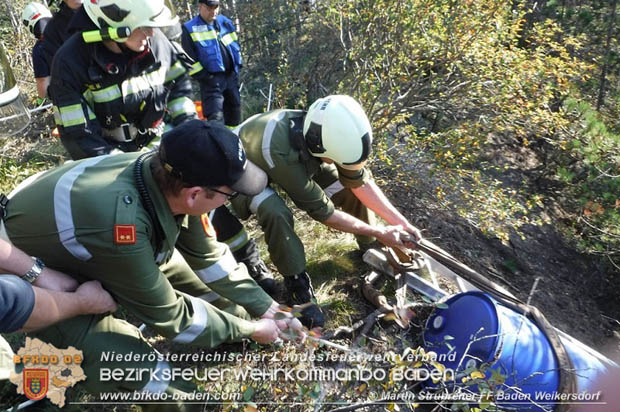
[194,247,237,283]
[142,360,171,394]
[122,65,167,97]
[165,61,187,83]
[323,180,345,198]
[58,104,87,127]
[249,187,276,215]
[224,228,249,252]
[52,105,61,125]
[262,111,287,169]
[190,30,217,42]
[189,61,204,76]
[91,85,122,103]
[197,291,221,303]
[53,156,111,261]
[220,32,238,46]
[173,296,208,344]
[168,97,196,119]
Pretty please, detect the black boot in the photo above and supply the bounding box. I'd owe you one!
[284,271,325,328]
[244,261,279,298]
[232,240,278,298]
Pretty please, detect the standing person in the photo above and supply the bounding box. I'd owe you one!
[181,0,276,296]
[37,0,83,97]
[48,0,197,159]
[21,2,53,101]
[1,120,300,408]
[182,0,242,127]
[226,95,423,328]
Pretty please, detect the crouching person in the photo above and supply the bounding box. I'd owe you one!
[1,120,299,410]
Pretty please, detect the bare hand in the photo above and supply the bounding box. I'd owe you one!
[376,225,410,248]
[402,224,423,246]
[33,268,79,292]
[250,318,279,344]
[75,280,118,314]
[261,302,306,335]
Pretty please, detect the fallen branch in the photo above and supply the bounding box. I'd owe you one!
[324,399,390,412]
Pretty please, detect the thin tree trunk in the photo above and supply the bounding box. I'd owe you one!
[596,0,618,111]
[3,0,20,35]
[230,0,241,33]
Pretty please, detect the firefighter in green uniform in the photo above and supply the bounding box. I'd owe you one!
[0,120,301,410]
[228,95,423,328]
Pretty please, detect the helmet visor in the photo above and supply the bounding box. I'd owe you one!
[0,43,30,137]
[142,4,179,29]
[0,90,31,137]
[160,0,181,40]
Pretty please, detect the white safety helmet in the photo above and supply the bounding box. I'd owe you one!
[84,0,178,36]
[21,2,52,35]
[303,95,373,169]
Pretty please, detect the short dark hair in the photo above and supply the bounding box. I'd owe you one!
[151,152,186,197]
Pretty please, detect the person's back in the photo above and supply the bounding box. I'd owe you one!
[39,0,82,89]
[21,2,53,99]
[40,0,82,68]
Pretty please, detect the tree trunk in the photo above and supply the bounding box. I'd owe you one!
[596,0,618,111]
[517,0,547,48]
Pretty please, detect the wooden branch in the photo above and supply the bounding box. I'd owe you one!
[324,399,389,412]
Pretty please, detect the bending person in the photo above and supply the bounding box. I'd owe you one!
[222,95,423,328]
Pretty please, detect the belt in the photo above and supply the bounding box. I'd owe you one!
[102,123,165,143]
[102,123,140,143]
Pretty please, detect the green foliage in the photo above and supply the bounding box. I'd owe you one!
[238,0,616,267]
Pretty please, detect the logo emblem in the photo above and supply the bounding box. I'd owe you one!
[24,369,48,401]
[114,224,137,244]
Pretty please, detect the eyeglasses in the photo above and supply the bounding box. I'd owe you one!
[209,187,239,200]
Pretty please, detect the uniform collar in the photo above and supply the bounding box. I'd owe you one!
[142,155,183,252]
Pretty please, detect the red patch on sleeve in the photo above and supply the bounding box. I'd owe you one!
[114,224,136,244]
[200,214,216,237]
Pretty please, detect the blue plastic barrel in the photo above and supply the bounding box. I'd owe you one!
[423,291,614,411]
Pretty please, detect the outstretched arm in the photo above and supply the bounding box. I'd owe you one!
[352,180,422,240]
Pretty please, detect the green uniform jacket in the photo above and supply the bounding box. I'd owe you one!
[236,110,371,222]
[4,153,272,347]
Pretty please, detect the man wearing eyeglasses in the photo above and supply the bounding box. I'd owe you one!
[181,0,242,127]
[181,0,277,298]
[0,120,300,407]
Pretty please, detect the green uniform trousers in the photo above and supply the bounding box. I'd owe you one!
[32,249,249,412]
[231,163,376,277]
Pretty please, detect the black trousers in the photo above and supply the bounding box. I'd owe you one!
[199,71,241,127]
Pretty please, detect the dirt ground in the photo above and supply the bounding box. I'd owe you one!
[379,139,620,362]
